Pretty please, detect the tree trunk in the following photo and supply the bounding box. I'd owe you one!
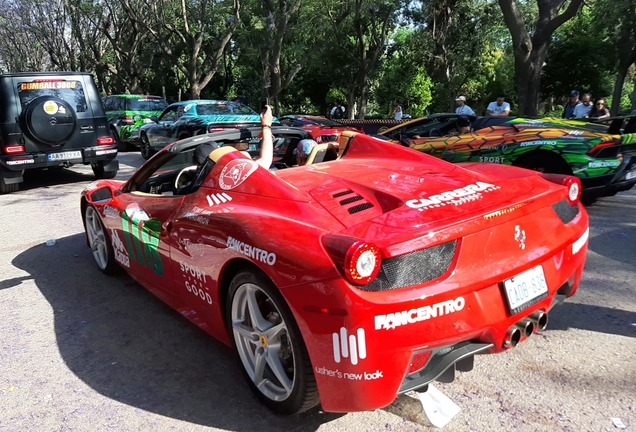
[611,63,630,116]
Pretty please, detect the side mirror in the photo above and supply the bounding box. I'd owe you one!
[150,116,158,122]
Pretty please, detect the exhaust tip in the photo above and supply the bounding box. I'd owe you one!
[531,311,549,332]
[517,319,535,338]
[504,327,522,348]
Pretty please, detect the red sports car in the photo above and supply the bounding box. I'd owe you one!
[81,130,589,414]
[279,114,359,143]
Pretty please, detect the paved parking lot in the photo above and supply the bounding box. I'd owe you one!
[1,153,634,431]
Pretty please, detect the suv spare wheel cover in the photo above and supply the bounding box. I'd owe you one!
[21,96,77,146]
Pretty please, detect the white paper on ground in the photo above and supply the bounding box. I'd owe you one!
[415,384,461,428]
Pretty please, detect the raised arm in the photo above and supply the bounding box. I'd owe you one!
[257,105,274,169]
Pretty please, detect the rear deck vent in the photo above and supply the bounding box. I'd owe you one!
[333,189,354,198]
[348,203,374,214]
[339,196,364,205]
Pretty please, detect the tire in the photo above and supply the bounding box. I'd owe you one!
[140,134,155,160]
[91,161,117,179]
[20,96,77,146]
[513,151,571,175]
[0,177,19,194]
[84,206,119,274]
[226,271,319,414]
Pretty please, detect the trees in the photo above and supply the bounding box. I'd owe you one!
[498,0,584,116]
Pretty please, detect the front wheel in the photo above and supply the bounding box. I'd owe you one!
[84,206,118,274]
[227,271,319,414]
[140,134,155,160]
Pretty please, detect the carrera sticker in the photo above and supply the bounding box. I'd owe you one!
[406,182,500,211]
[226,236,276,265]
[110,229,130,268]
[374,297,466,330]
[332,327,366,365]
[206,192,232,207]
[314,366,383,381]
[572,228,589,255]
[43,101,59,115]
[179,261,212,305]
[219,159,258,190]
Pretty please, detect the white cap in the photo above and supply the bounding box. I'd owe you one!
[455,96,466,102]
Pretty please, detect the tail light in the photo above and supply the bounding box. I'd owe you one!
[97,136,115,146]
[208,127,225,133]
[322,235,382,285]
[540,173,582,205]
[4,145,26,154]
[407,350,433,375]
[121,116,134,125]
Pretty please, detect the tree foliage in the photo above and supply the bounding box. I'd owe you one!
[0,0,634,117]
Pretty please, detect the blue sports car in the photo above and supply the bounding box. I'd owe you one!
[138,100,263,159]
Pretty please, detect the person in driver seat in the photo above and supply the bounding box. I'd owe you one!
[175,106,274,194]
[447,116,472,136]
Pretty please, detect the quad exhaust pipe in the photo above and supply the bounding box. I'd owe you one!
[503,312,549,348]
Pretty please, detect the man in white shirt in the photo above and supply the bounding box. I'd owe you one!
[455,96,475,116]
[486,96,511,117]
[573,93,593,119]
[393,103,403,120]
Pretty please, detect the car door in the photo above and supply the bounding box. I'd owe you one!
[149,106,179,148]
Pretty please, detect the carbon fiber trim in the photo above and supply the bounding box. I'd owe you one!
[552,199,579,224]
[362,241,458,292]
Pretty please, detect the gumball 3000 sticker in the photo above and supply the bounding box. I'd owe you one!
[219,159,258,190]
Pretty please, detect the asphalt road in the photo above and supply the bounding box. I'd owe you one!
[1,153,634,432]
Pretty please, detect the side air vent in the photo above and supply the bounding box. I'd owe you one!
[361,241,458,292]
[552,199,580,224]
[333,189,354,198]
[331,189,375,214]
[340,196,363,205]
[348,203,374,214]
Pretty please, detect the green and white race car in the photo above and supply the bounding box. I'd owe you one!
[103,95,168,151]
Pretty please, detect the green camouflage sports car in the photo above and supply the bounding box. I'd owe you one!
[103,95,169,151]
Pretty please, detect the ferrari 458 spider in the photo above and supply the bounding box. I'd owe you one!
[81,130,589,414]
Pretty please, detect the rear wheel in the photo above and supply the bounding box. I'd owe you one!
[91,161,117,179]
[84,206,118,274]
[227,271,319,414]
[140,134,155,160]
[0,176,19,194]
[513,151,571,175]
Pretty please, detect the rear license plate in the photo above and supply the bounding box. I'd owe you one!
[48,151,82,161]
[503,265,549,315]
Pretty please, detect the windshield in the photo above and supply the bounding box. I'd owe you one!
[304,117,344,127]
[196,103,257,116]
[129,98,168,111]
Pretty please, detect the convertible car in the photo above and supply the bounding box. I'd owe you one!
[385,115,636,198]
[81,130,589,414]
[138,100,263,159]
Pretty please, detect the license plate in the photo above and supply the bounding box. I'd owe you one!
[503,265,549,314]
[48,151,82,161]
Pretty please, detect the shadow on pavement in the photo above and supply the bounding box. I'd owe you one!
[549,302,636,338]
[10,234,342,431]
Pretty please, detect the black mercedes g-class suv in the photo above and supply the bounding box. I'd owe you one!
[0,72,118,193]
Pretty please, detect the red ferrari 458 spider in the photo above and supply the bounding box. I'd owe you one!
[81,129,589,414]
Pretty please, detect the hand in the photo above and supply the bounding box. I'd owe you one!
[261,105,273,127]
